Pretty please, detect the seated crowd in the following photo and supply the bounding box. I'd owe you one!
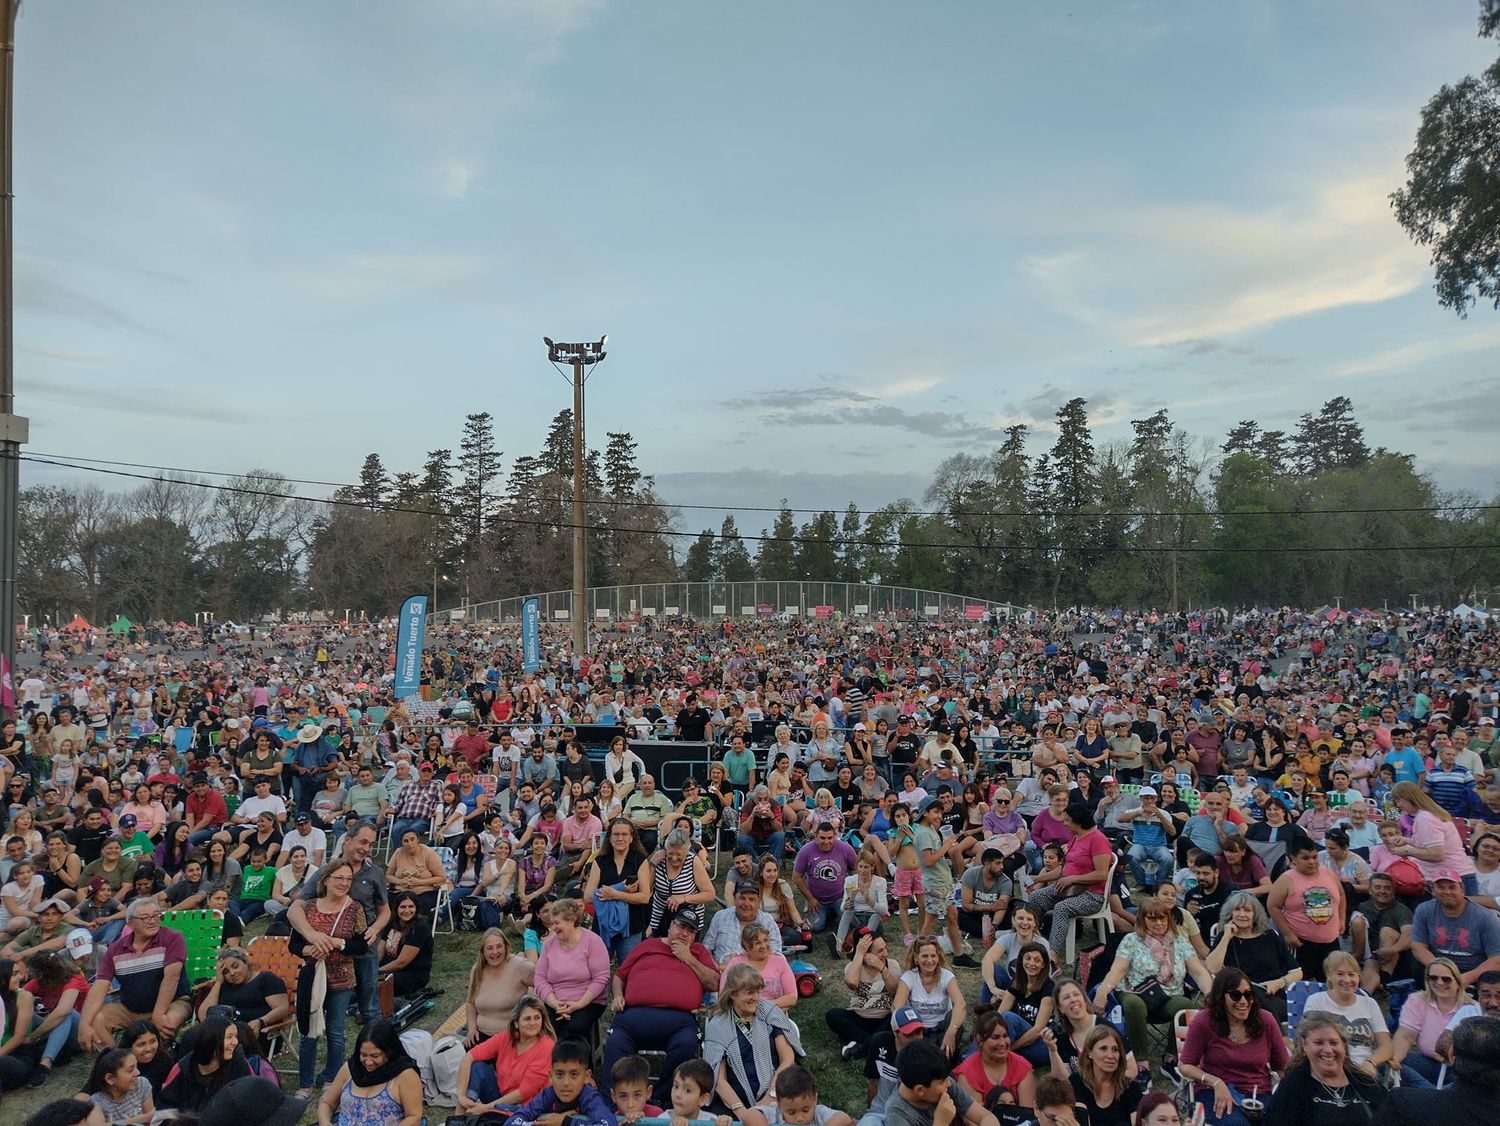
[7,605,1500,1126]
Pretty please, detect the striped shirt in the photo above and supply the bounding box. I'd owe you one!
[1426,765,1476,815]
[97,927,188,1013]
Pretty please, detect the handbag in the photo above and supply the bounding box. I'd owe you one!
[1128,974,1170,1011]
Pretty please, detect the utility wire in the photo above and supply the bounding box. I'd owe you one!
[23,450,1500,521]
[18,454,1500,557]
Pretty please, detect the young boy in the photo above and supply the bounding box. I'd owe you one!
[610,1055,661,1125]
[238,847,277,924]
[742,1066,853,1126]
[668,1059,730,1126]
[509,1040,618,1126]
[887,1040,999,1126]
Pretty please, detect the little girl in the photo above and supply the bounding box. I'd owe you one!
[888,803,922,945]
[836,850,890,953]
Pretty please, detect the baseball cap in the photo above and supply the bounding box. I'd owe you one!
[1138,786,1159,798]
[854,722,867,731]
[419,761,435,772]
[87,875,108,892]
[37,897,66,914]
[295,812,311,825]
[668,908,700,933]
[1480,716,1496,726]
[893,1006,926,1035]
[1101,775,1118,785]
[65,928,93,960]
[118,813,137,830]
[1432,867,1465,885]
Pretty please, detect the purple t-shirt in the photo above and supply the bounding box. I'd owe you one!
[794,838,858,905]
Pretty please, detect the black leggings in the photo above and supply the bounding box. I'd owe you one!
[825,1008,889,1051]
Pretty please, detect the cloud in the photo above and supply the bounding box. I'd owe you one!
[282,251,487,305]
[722,380,1001,442]
[433,158,479,201]
[16,260,160,336]
[20,375,249,425]
[19,346,114,366]
[1364,378,1500,434]
[1021,172,1428,345]
[1332,324,1500,378]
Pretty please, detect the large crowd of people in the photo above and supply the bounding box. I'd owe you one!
[7,603,1500,1126]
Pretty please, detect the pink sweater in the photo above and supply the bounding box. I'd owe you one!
[534,928,611,1006]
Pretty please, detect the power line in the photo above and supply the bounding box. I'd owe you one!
[19,453,1500,556]
[23,449,1500,521]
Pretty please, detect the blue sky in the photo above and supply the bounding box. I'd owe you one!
[19,1,1500,537]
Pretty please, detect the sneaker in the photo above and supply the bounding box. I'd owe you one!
[27,1064,50,1088]
[952,953,981,968]
[826,933,838,958]
[841,1040,862,1060]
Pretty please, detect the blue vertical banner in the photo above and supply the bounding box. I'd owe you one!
[393,595,428,698]
[522,598,540,673]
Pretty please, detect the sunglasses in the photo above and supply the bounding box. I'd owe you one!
[1225,989,1255,1001]
[1428,974,1456,983]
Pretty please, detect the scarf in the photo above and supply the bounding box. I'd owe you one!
[1143,931,1177,987]
[706,1000,804,1104]
[348,1043,417,1087]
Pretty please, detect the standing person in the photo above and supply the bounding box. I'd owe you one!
[290,860,369,1099]
[534,898,610,1043]
[914,798,973,966]
[580,819,652,961]
[291,725,340,817]
[289,822,389,1026]
[644,828,715,937]
[1267,835,1346,982]
[316,1019,424,1126]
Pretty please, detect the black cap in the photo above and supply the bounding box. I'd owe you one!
[295,812,311,825]
[199,1077,308,1126]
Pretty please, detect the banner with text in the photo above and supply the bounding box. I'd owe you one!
[393,595,428,698]
[522,598,541,673]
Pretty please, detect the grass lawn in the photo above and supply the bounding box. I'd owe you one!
[0,913,988,1124]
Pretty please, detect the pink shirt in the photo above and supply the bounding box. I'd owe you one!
[1063,829,1112,894]
[561,814,602,853]
[721,952,796,1002]
[534,928,611,1007]
[1410,810,1475,879]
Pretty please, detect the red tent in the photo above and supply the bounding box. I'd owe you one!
[62,615,93,633]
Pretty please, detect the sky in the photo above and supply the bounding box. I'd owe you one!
[18,0,1500,541]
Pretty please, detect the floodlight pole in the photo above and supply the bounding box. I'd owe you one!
[0,0,26,717]
[545,336,607,661]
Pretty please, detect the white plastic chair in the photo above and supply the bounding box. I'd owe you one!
[432,845,457,934]
[1064,852,1119,964]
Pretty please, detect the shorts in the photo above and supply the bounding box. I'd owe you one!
[893,868,921,898]
[96,996,193,1035]
[923,884,955,917]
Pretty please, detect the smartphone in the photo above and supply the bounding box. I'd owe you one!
[1190,1102,1206,1126]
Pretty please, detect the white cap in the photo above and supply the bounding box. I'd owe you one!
[1138,786,1159,797]
[853,722,867,731]
[66,928,93,959]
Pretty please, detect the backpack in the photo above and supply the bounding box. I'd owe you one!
[1386,857,1426,897]
[427,1033,466,1104]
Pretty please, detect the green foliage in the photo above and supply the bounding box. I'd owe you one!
[1391,1,1500,315]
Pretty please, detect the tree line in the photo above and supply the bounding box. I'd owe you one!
[18,396,1500,623]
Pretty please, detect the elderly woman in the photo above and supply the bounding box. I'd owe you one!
[291,859,370,1098]
[1093,900,1214,1062]
[534,898,610,1042]
[703,963,804,1119]
[721,922,797,1010]
[1179,968,1289,1126]
[1203,892,1301,1022]
[645,827,716,937]
[1391,954,1473,1087]
[1266,1011,1387,1126]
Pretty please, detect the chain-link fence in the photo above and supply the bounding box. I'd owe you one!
[450,582,1028,624]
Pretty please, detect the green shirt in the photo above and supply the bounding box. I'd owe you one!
[118,831,154,860]
[722,747,757,785]
[346,782,388,818]
[239,864,277,902]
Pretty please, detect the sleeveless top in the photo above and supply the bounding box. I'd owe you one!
[337,1079,404,1126]
[648,855,701,933]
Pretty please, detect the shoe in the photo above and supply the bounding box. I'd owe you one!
[1158,1056,1181,1084]
[296,1088,315,1100]
[27,1064,50,1088]
[841,1040,862,1060]
[953,953,980,968]
[825,933,838,958]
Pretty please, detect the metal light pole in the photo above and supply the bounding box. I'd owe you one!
[544,336,607,659]
[0,0,26,712]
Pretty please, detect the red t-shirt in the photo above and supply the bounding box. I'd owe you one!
[953,1048,1032,1099]
[186,789,228,828]
[1063,829,1113,894]
[617,937,716,1010]
[24,972,88,1015]
[451,734,491,769]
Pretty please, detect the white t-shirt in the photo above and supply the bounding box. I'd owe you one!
[1302,991,1388,1066]
[236,794,288,823]
[900,967,956,1028]
[19,677,45,705]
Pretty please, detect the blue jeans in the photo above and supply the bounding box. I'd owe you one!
[807,900,843,934]
[602,1007,700,1106]
[391,817,429,844]
[354,953,379,1021]
[738,832,784,859]
[1128,844,1175,886]
[298,986,352,1087]
[1195,1084,1253,1126]
[1401,1053,1443,1088]
[94,920,125,947]
[999,1011,1051,1067]
[466,1059,502,1103]
[293,775,320,815]
[188,827,220,847]
[603,931,642,963]
[32,1008,78,1064]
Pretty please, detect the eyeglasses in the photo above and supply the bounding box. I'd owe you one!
[1225,989,1255,1001]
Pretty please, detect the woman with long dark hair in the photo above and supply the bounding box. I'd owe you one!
[580,818,652,960]
[1178,968,1288,1126]
[154,821,193,878]
[159,1013,252,1113]
[377,892,433,998]
[317,1018,424,1126]
[80,1046,155,1124]
[0,956,38,1091]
